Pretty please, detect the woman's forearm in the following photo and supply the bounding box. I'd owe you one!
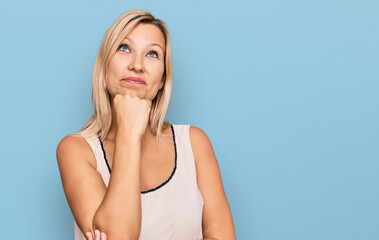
[92,128,142,240]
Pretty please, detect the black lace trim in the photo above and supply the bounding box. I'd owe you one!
[98,136,112,174]
[98,124,177,194]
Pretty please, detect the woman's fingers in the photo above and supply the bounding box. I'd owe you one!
[95,229,100,240]
[83,230,106,240]
[84,232,93,240]
[113,93,152,137]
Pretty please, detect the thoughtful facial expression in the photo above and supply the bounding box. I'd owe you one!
[106,23,165,100]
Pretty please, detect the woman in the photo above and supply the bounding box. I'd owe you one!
[57,9,235,240]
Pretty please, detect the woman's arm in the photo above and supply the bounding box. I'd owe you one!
[189,126,236,240]
[92,129,142,239]
[57,135,108,237]
[56,131,142,240]
[57,94,150,240]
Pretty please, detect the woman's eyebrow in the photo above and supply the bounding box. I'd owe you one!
[148,43,165,52]
[123,37,164,52]
[123,37,134,44]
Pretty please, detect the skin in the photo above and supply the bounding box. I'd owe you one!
[57,23,235,240]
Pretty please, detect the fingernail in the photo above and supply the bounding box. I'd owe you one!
[95,229,100,238]
[101,232,106,239]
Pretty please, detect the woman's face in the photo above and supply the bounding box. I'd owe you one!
[106,23,165,101]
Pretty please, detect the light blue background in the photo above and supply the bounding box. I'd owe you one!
[0,0,378,239]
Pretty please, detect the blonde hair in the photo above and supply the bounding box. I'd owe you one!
[78,10,172,140]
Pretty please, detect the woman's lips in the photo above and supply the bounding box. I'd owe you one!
[122,77,146,84]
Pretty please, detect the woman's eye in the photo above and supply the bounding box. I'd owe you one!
[147,51,158,58]
[119,45,130,52]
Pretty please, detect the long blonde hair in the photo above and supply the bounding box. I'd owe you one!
[79,10,172,140]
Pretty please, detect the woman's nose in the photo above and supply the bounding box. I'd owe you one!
[128,54,144,72]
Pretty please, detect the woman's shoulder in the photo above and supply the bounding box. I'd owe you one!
[56,133,97,169]
[187,125,212,152]
[170,124,209,142]
[176,124,214,166]
[171,124,206,135]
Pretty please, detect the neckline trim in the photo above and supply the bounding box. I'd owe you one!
[98,124,177,194]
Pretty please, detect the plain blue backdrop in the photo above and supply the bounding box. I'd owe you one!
[0,0,378,239]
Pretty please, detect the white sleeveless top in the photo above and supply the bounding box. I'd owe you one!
[74,124,204,240]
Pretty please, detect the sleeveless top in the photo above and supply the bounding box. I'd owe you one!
[74,124,204,240]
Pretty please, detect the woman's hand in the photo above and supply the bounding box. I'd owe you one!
[84,230,107,240]
[113,93,152,137]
